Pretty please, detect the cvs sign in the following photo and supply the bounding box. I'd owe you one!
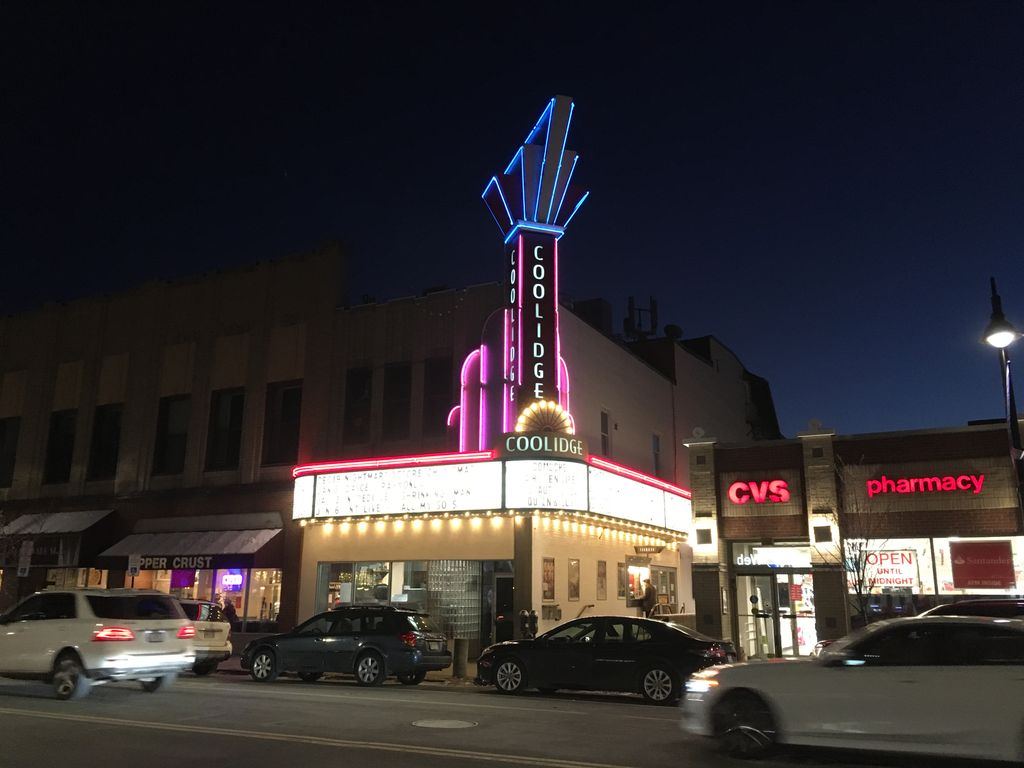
[728,479,791,504]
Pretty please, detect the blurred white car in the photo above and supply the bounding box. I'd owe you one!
[178,599,232,675]
[0,588,195,699]
[682,616,1024,762]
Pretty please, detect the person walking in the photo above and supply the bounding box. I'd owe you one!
[641,578,658,618]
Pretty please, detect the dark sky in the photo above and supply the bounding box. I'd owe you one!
[3,3,1023,439]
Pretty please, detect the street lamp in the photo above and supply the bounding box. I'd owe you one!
[983,277,1024,523]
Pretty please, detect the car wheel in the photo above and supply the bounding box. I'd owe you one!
[298,671,323,682]
[354,652,386,686]
[713,690,777,759]
[141,672,177,693]
[53,654,91,701]
[640,666,678,704]
[193,661,218,676]
[249,648,279,683]
[397,671,426,685]
[493,657,527,694]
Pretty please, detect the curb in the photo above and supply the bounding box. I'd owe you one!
[210,660,477,687]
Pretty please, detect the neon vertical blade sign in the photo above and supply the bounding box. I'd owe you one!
[457,95,586,449]
[517,230,560,409]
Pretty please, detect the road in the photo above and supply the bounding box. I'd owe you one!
[0,673,995,768]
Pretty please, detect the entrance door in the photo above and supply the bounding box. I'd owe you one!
[776,571,817,656]
[737,575,778,659]
[736,572,817,658]
[494,576,514,642]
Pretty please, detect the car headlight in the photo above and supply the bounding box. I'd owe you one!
[685,668,721,694]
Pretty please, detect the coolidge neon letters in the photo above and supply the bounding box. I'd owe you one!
[865,474,985,498]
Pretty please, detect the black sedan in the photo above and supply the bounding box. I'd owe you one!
[475,615,735,704]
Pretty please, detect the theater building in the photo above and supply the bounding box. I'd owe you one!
[287,96,781,651]
[687,421,1024,659]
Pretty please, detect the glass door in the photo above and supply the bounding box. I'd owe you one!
[736,574,777,660]
[736,572,818,658]
[777,571,817,656]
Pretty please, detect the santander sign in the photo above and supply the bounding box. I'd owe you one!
[728,479,791,504]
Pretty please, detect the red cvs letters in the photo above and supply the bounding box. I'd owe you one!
[727,479,791,504]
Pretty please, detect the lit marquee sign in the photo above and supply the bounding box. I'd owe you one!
[587,465,691,532]
[293,453,691,533]
[504,460,588,510]
[311,462,503,518]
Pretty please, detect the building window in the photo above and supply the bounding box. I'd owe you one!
[87,403,122,480]
[422,356,452,437]
[153,395,190,475]
[813,525,833,543]
[616,562,627,599]
[43,409,77,484]
[652,434,661,477]
[205,388,245,471]
[382,364,412,441]
[343,367,372,444]
[696,528,713,545]
[600,410,611,457]
[263,381,302,466]
[0,416,20,487]
[695,455,706,465]
[812,446,824,458]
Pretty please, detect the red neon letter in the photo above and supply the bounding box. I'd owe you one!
[728,482,750,504]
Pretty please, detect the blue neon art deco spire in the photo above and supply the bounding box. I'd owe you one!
[482,95,589,244]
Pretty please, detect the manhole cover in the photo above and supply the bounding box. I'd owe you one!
[411,720,478,729]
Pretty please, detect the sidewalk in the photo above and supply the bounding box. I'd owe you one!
[213,654,478,686]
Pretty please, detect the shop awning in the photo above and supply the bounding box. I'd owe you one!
[3,509,113,535]
[98,512,283,570]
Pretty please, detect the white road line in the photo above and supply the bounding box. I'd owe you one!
[175,680,592,715]
[0,706,638,768]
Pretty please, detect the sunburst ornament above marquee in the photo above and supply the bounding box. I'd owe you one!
[514,400,575,435]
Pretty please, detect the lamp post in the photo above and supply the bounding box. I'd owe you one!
[983,277,1024,525]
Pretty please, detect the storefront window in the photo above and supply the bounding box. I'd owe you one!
[843,536,1024,617]
[128,567,281,630]
[245,569,282,624]
[315,559,482,640]
[45,568,107,589]
[390,561,429,611]
[933,537,1022,596]
[353,561,390,604]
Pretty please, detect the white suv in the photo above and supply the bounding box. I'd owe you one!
[177,599,232,675]
[0,589,196,700]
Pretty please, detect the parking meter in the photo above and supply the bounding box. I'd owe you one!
[528,610,538,638]
[519,609,529,638]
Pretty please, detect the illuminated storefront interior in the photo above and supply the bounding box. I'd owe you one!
[100,512,284,630]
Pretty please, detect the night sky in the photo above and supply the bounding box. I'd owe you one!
[3,3,1023,439]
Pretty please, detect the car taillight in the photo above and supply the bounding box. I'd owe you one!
[704,646,728,662]
[177,625,196,639]
[399,631,418,648]
[93,626,135,641]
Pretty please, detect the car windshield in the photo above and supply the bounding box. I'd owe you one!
[87,594,185,620]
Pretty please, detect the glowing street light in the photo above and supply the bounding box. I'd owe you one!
[983,277,1024,522]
